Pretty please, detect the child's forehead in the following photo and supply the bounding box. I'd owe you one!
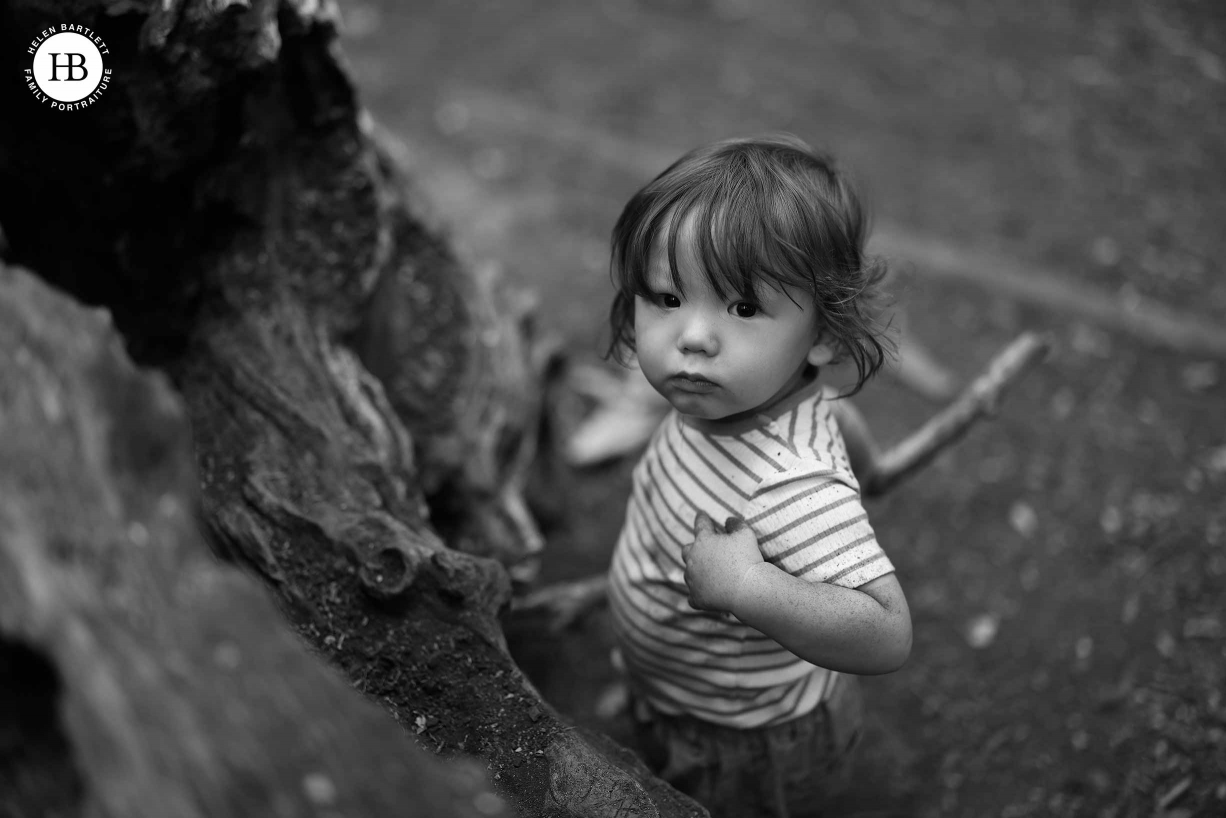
[644,248,801,307]
[647,208,730,269]
[644,226,712,287]
[647,217,695,266]
[644,210,782,296]
[648,208,694,252]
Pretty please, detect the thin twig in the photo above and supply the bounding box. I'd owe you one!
[511,574,610,632]
[861,331,1052,496]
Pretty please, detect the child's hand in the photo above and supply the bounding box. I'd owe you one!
[682,512,765,613]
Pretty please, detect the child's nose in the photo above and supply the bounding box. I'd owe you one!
[676,311,719,356]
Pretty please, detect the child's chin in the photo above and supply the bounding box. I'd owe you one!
[670,396,738,420]
[667,394,721,418]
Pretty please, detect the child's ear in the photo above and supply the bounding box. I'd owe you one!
[807,339,836,367]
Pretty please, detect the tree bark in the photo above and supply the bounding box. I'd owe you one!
[0,261,506,818]
[0,1,702,816]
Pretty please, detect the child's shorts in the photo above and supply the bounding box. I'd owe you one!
[630,673,863,818]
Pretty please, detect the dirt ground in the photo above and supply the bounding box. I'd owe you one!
[341,2,1225,815]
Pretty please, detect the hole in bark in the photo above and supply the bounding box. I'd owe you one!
[0,635,86,817]
[376,547,407,583]
[358,546,416,604]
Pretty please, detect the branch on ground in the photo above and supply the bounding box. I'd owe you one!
[861,331,1052,496]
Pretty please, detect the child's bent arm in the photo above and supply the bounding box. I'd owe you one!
[732,568,911,675]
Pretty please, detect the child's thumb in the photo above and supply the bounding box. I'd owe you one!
[724,516,747,534]
[693,511,717,535]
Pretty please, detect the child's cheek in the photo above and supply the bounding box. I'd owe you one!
[635,310,666,351]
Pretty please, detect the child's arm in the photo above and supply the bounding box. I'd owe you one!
[732,562,910,675]
[684,512,911,675]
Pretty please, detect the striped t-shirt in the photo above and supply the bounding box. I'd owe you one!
[608,380,895,729]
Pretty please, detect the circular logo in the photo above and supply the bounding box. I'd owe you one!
[25,25,112,110]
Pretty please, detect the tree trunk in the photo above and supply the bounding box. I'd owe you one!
[0,261,505,818]
[0,1,702,816]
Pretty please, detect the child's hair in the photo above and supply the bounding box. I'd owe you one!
[607,134,893,395]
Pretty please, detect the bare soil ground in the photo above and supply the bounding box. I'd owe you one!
[341,2,1226,815]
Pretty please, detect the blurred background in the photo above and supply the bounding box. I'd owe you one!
[339,2,1225,816]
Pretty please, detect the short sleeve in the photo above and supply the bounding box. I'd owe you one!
[746,467,894,588]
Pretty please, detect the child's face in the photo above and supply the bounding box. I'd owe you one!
[634,217,834,422]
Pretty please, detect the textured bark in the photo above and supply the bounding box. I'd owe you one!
[0,262,506,818]
[0,0,702,816]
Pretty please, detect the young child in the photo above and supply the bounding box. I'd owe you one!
[605,135,912,818]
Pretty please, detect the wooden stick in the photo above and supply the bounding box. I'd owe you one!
[861,331,1051,496]
[511,574,610,633]
[517,331,1051,629]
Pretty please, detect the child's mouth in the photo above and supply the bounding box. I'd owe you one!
[668,373,719,393]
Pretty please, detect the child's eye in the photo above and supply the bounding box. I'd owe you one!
[652,292,681,309]
[730,302,759,318]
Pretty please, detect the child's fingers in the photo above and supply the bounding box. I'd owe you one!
[692,511,718,536]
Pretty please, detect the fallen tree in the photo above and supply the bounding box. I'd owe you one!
[0,0,702,815]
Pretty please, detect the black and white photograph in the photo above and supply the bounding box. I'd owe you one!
[2,1,1223,816]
